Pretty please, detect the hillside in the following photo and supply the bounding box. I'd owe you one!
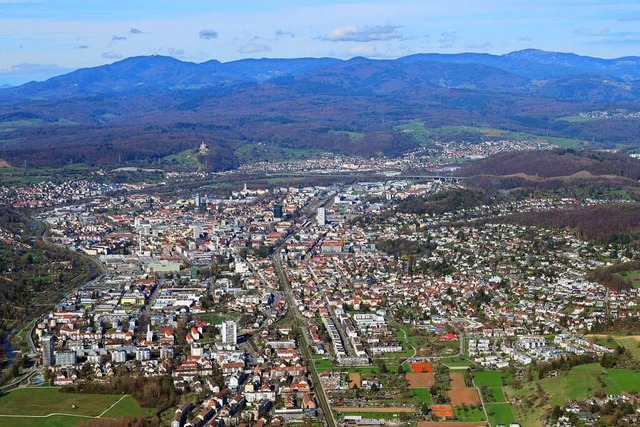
[2,50,640,170]
[460,149,640,179]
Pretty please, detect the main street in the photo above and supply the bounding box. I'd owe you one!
[269,190,338,427]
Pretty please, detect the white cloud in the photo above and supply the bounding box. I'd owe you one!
[344,44,410,59]
[102,51,123,59]
[574,26,610,37]
[167,48,185,57]
[0,62,68,74]
[239,43,271,54]
[438,31,458,48]
[324,25,403,42]
[199,29,218,40]
[275,29,295,39]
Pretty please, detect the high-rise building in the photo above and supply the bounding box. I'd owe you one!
[146,324,153,343]
[41,335,54,367]
[317,207,326,226]
[221,320,237,345]
[273,203,283,219]
[193,225,201,241]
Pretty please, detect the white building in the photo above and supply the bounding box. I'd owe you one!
[41,335,54,367]
[56,350,77,367]
[136,346,152,361]
[317,207,326,226]
[221,320,238,345]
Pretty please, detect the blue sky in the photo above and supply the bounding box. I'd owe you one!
[1,0,640,85]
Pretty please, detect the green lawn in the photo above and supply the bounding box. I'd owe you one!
[0,388,154,427]
[0,388,122,417]
[588,335,640,360]
[453,405,485,422]
[197,312,239,325]
[0,415,91,427]
[101,395,155,418]
[334,410,412,419]
[473,371,504,388]
[312,357,335,370]
[413,388,432,404]
[613,337,640,360]
[488,386,507,403]
[440,356,474,367]
[486,403,518,426]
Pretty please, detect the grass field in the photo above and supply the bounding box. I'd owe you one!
[453,406,485,422]
[587,335,640,361]
[0,387,153,426]
[474,370,518,426]
[620,270,640,288]
[486,402,517,426]
[197,312,239,325]
[472,371,503,388]
[413,388,432,405]
[161,149,199,170]
[0,415,92,427]
[484,386,507,403]
[440,356,474,368]
[101,395,155,418]
[393,122,583,148]
[312,357,335,370]
[0,388,122,417]
[505,364,640,427]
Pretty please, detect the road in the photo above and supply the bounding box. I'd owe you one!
[273,254,335,427]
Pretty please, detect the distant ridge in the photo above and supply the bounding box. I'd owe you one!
[2,48,640,171]
[1,49,640,101]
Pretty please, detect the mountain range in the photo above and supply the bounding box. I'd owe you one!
[1,49,640,170]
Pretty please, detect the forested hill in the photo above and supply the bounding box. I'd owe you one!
[2,50,640,170]
[459,149,640,180]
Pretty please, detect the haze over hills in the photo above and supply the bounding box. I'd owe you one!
[2,49,640,170]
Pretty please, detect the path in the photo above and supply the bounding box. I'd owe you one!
[0,413,94,419]
[97,394,127,417]
[471,376,491,426]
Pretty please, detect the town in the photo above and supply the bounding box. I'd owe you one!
[2,143,640,427]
